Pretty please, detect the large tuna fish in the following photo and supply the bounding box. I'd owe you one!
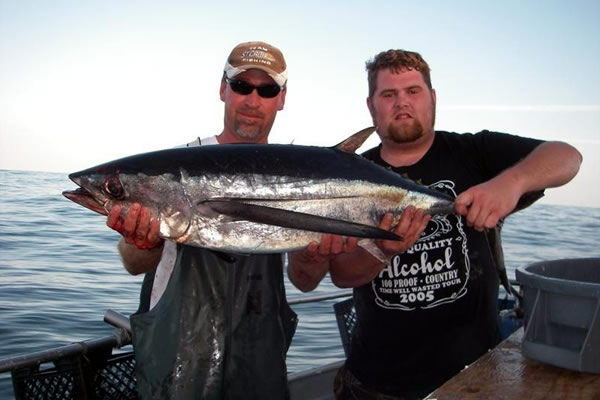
[63,127,455,254]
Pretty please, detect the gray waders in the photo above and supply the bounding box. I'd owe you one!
[131,246,298,399]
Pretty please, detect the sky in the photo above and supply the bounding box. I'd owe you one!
[1,0,599,208]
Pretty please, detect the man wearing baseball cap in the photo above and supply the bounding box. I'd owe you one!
[107,40,297,399]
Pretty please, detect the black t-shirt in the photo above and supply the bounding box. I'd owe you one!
[346,130,543,397]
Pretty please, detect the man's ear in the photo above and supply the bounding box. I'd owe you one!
[277,87,287,111]
[219,79,227,102]
[366,96,375,119]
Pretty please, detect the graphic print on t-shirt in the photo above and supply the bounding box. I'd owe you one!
[372,180,469,311]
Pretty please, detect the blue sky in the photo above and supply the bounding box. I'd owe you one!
[1,1,599,207]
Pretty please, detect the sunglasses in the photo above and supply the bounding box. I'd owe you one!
[225,78,283,99]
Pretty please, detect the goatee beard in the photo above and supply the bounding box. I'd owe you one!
[388,119,424,143]
[234,124,263,140]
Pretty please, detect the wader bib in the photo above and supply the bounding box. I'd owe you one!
[131,245,297,399]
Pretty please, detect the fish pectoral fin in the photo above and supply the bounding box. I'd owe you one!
[201,200,401,241]
[159,204,191,239]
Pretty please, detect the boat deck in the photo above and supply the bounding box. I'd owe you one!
[426,328,600,400]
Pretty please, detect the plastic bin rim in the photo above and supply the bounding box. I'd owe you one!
[515,257,600,295]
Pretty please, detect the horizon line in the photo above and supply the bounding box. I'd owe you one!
[440,105,600,112]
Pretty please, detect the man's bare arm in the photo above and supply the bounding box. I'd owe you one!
[117,238,163,275]
[455,141,582,231]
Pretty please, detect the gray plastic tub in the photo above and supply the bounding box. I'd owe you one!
[516,258,600,373]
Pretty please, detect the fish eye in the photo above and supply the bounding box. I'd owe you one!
[104,176,124,199]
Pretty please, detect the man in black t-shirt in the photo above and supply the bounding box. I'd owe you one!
[289,49,582,399]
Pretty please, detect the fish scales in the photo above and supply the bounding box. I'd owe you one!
[63,135,456,254]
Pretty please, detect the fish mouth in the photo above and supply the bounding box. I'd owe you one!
[62,187,108,216]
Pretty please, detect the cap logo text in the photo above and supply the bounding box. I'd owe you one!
[240,48,275,65]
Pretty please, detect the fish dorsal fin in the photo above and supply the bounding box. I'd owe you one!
[333,126,377,154]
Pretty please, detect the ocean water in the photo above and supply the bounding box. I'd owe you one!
[1,169,599,398]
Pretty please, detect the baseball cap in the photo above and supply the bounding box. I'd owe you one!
[224,41,288,87]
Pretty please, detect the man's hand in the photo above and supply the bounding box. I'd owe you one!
[299,234,359,264]
[299,206,428,265]
[107,203,163,250]
[375,206,431,258]
[454,175,521,231]
[288,235,358,293]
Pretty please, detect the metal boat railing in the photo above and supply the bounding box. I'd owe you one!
[0,290,353,374]
[288,289,353,305]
